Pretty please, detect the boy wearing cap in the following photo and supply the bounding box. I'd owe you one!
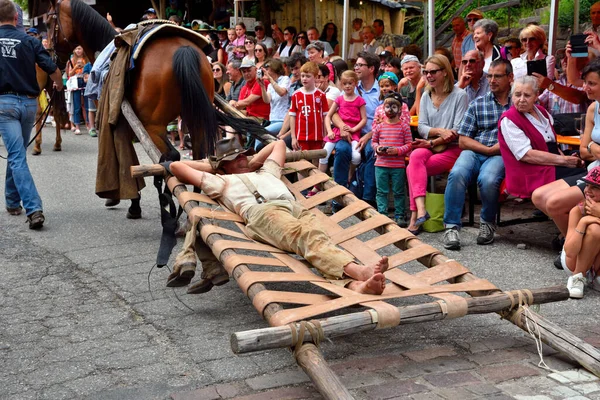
[289,62,329,152]
[371,92,412,226]
[562,166,600,298]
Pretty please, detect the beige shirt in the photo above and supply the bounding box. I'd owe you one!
[201,159,294,218]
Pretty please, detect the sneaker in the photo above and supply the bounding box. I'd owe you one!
[395,216,408,228]
[592,276,600,292]
[553,253,563,270]
[27,211,45,230]
[443,227,461,250]
[6,206,23,216]
[567,272,586,299]
[89,128,97,137]
[476,222,496,245]
[74,129,81,135]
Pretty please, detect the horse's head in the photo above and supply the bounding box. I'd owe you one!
[46,0,75,68]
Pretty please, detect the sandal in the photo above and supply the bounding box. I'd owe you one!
[306,187,320,198]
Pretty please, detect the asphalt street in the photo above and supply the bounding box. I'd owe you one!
[1,126,599,400]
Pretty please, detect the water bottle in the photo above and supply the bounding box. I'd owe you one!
[552,97,560,115]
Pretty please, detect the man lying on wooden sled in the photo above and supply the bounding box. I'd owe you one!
[168,137,389,294]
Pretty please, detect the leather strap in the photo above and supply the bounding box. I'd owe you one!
[235,174,266,204]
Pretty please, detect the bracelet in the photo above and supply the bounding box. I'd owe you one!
[575,228,585,235]
[588,141,595,154]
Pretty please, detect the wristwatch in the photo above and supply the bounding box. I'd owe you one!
[547,83,555,91]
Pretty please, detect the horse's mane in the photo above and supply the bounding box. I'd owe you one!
[71,0,116,52]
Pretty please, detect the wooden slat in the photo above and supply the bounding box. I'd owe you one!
[299,185,351,209]
[253,290,335,315]
[364,229,413,251]
[178,191,218,206]
[387,245,440,269]
[289,172,331,192]
[189,207,244,223]
[237,271,328,294]
[328,199,371,224]
[330,214,394,245]
[201,225,249,240]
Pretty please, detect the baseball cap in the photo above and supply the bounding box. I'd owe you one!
[583,166,600,188]
[144,8,157,14]
[378,72,399,85]
[400,54,420,67]
[379,50,393,58]
[27,28,39,34]
[239,59,256,69]
[466,10,484,19]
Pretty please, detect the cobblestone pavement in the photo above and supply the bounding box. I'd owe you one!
[1,128,599,400]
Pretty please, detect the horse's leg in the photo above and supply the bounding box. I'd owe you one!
[54,123,62,151]
[32,104,42,155]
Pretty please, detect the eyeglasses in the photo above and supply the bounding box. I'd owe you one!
[488,73,508,80]
[297,36,306,39]
[255,49,264,52]
[212,68,221,72]
[354,62,368,68]
[466,18,479,22]
[520,37,537,43]
[504,45,514,50]
[461,58,477,65]
[245,40,254,44]
[422,68,442,75]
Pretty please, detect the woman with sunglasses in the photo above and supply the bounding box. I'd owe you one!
[254,42,269,69]
[406,55,468,235]
[511,25,555,80]
[296,31,309,55]
[212,62,230,97]
[242,36,257,65]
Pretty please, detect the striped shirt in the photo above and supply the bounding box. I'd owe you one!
[458,91,510,147]
[452,30,469,67]
[371,119,413,168]
[289,88,329,142]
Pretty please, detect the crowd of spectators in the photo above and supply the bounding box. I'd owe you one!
[27,1,600,298]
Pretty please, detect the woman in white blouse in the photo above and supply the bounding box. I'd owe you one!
[511,25,555,80]
[257,59,291,141]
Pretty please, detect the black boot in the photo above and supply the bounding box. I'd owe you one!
[126,195,142,219]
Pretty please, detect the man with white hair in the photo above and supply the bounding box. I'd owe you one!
[398,55,422,115]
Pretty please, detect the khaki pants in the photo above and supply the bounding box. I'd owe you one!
[244,200,354,282]
[175,216,225,280]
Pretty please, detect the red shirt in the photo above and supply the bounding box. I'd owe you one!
[239,79,271,120]
[289,88,329,141]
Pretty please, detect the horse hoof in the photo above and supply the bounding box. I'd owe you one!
[53,146,61,152]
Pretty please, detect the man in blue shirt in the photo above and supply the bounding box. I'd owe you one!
[443,59,513,250]
[0,0,63,229]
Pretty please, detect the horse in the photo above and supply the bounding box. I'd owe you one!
[45,0,219,201]
[32,66,69,155]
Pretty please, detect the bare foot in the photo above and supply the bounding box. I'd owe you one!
[343,256,389,282]
[348,273,386,294]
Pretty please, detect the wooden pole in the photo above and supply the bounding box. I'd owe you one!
[130,149,328,178]
[231,286,569,354]
[295,343,354,400]
[121,100,162,163]
[508,307,600,377]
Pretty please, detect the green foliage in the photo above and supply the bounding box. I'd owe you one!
[14,0,27,12]
[555,0,592,28]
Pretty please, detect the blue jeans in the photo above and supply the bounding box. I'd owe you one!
[256,120,283,151]
[332,140,351,187]
[362,139,376,202]
[444,151,505,228]
[72,89,83,125]
[0,94,43,215]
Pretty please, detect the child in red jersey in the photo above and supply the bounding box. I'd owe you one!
[372,92,412,227]
[289,62,329,153]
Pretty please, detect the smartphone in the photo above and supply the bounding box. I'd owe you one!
[571,34,589,58]
[526,59,547,76]
[378,146,389,152]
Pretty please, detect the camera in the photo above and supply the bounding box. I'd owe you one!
[257,69,263,79]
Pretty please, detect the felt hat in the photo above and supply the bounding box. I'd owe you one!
[209,137,253,170]
[466,9,484,19]
[583,166,600,188]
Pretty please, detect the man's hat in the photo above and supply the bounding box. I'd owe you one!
[379,50,393,58]
[209,137,253,170]
[466,9,484,19]
[27,28,39,35]
[144,8,157,15]
[239,59,256,69]
[583,166,600,188]
[401,54,420,67]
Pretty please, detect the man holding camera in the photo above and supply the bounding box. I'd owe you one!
[231,59,270,122]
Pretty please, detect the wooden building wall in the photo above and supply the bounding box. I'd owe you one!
[272,1,406,42]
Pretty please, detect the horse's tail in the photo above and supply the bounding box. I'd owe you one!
[173,46,217,160]
[213,105,275,145]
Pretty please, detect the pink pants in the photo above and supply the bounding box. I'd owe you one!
[406,146,462,211]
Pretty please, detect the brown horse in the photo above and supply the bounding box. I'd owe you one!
[32,66,69,155]
[45,0,219,199]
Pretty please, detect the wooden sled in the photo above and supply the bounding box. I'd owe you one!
[126,99,600,400]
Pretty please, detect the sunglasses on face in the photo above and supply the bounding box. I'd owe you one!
[297,36,306,39]
[505,45,514,50]
[461,58,477,65]
[423,68,442,75]
[245,41,254,44]
[466,18,479,22]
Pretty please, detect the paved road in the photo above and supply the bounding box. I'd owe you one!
[1,127,599,400]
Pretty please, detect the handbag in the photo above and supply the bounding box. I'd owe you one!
[422,192,445,233]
